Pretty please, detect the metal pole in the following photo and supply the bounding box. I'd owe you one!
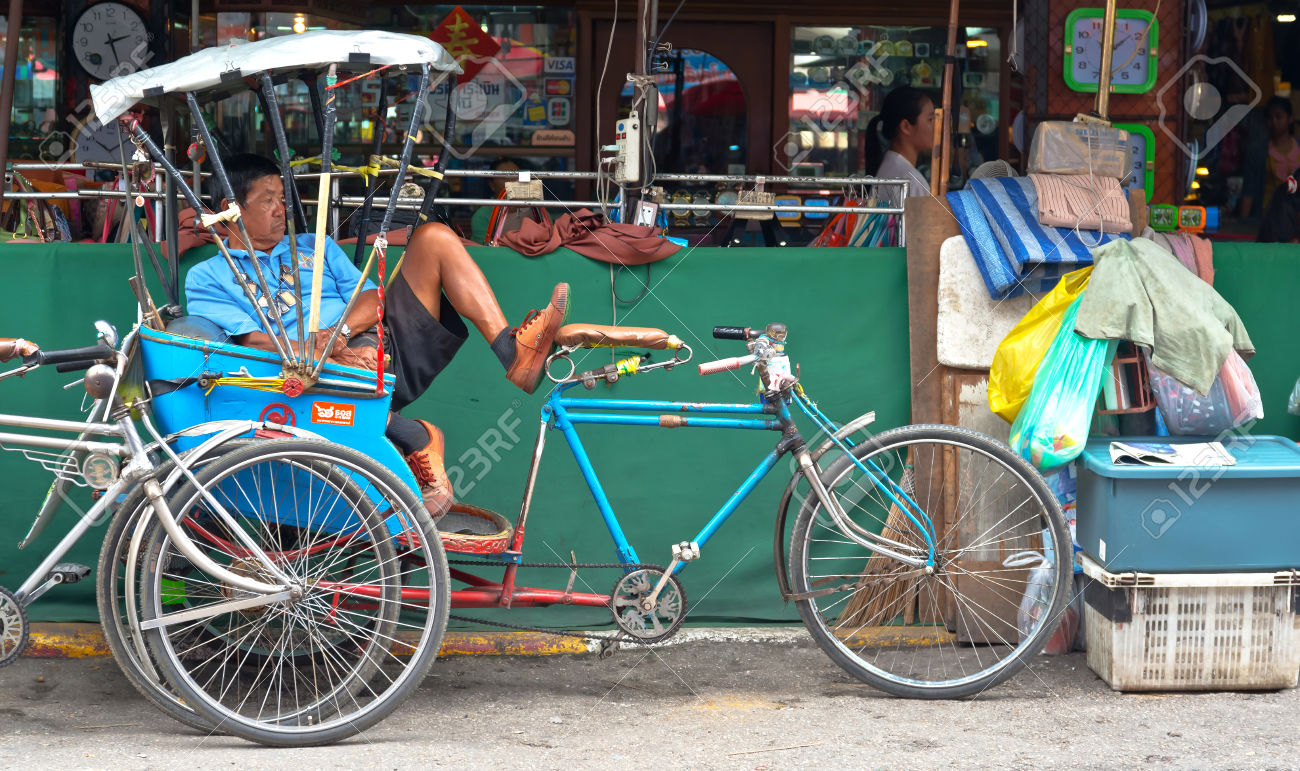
[352,74,388,263]
[162,102,180,307]
[260,72,307,368]
[1095,0,1119,119]
[934,0,960,197]
[0,0,26,208]
[415,72,457,227]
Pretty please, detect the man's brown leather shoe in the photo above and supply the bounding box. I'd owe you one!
[405,419,453,519]
[505,282,570,394]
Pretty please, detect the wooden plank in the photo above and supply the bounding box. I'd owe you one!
[905,195,960,426]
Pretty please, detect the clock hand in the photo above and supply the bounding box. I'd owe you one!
[104,34,122,66]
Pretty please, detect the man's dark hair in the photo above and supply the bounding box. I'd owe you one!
[222,153,282,205]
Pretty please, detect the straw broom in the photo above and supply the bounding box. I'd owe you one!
[837,466,922,628]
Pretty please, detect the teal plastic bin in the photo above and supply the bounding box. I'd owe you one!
[1076,435,1300,572]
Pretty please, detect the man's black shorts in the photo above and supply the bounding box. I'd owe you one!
[356,271,468,412]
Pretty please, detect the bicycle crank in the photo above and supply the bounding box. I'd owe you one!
[609,569,687,643]
[0,586,29,668]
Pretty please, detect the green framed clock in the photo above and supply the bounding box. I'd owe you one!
[1063,8,1159,94]
[1115,122,1155,202]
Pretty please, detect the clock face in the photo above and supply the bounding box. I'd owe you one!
[1064,9,1158,94]
[74,117,129,164]
[73,2,150,81]
[1115,123,1155,202]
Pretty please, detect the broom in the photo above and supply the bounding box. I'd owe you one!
[837,465,924,630]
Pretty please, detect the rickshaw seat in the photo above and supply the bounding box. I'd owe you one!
[164,315,229,343]
[554,324,681,350]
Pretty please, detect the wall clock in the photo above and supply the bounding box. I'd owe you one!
[72,2,151,81]
[1114,122,1155,202]
[73,116,131,164]
[1063,8,1159,94]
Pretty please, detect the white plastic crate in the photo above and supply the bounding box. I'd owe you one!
[1081,556,1300,691]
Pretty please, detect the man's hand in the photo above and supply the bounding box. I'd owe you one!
[314,328,348,360]
[329,345,379,371]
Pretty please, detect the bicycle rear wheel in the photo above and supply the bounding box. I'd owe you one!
[789,424,1071,699]
[140,440,449,746]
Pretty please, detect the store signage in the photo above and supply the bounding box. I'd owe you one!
[531,129,575,146]
[544,56,576,75]
[430,5,501,83]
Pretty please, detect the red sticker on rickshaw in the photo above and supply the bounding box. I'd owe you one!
[311,402,355,426]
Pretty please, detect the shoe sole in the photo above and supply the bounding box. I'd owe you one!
[521,283,570,394]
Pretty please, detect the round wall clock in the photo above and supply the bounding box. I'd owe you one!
[72,2,151,80]
[1063,8,1159,94]
[73,116,131,164]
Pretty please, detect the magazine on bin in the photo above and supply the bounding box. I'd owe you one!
[1109,441,1237,467]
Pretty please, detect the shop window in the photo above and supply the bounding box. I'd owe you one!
[786,25,1001,178]
[621,48,747,175]
[1,16,59,160]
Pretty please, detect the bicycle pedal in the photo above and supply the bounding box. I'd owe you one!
[48,563,91,584]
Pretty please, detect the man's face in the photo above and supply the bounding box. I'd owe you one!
[229,174,286,252]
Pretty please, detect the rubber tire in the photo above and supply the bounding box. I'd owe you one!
[140,439,450,747]
[789,424,1072,699]
[94,440,254,733]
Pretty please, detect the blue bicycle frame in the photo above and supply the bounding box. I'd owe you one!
[543,382,795,569]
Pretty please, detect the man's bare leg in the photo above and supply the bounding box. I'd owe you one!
[399,223,508,341]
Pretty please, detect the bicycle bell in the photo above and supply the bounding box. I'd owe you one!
[84,363,117,399]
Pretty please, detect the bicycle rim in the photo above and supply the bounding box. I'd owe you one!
[791,425,1071,698]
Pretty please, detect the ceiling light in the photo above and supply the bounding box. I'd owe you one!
[1278,13,1297,22]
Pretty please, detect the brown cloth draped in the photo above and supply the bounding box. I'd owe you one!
[496,208,681,265]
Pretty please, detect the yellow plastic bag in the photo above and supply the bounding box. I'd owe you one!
[988,266,1092,423]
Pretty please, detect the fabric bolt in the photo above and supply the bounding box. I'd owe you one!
[497,208,681,265]
[947,177,1124,300]
[1028,173,1133,234]
[1167,233,1198,275]
[1074,238,1254,394]
[1190,234,1215,285]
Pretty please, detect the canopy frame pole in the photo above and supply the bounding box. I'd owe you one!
[306,63,339,367]
[352,74,389,267]
[260,73,308,371]
[310,62,431,383]
[184,92,299,370]
[414,72,459,230]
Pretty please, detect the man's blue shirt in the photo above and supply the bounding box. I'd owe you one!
[185,233,377,338]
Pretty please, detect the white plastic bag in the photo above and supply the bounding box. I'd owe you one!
[1027,121,1129,178]
[1005,548,1078,655]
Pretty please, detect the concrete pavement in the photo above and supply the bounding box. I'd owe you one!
[2,630,1296,769]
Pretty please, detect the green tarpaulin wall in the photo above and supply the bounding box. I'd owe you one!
[1,240,1295,626]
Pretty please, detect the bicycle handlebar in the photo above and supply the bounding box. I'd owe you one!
[24,343,113,367]
[712,326,756,341]
[698,353,756,376]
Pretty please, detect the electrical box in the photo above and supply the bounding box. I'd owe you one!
[613,110,641,184]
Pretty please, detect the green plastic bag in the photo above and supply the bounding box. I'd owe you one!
[989,267,1092,423]
[1009,294,1117,471]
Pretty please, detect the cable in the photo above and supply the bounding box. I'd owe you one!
[647,0,687,73]
[594,0,619,220]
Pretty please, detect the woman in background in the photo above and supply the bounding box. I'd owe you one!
[865,86,936,207]
[1258,177,1299,243]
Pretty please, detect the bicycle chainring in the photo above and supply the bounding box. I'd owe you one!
[609,569,686,643]
[0,586,29,668]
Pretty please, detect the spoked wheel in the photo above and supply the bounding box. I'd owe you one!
[96,441,255,733]
[790,424,1071,699]
[139,440,449,747]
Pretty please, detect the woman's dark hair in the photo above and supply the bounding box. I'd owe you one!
[865,86,934,176]
[222,153,283,205]
[1267,96,1293,117]
[1258,180,1299,242]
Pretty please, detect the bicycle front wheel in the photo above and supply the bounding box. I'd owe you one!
[790,424,1071,699]
[140,440,449,746]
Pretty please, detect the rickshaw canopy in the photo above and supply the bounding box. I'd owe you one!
[92,30,460,123]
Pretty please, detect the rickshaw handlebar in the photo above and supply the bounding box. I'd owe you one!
[24,343,114,368]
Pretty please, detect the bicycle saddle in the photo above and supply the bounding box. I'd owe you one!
[554,324,682,350]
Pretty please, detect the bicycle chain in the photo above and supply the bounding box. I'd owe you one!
[445,560,667,645]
